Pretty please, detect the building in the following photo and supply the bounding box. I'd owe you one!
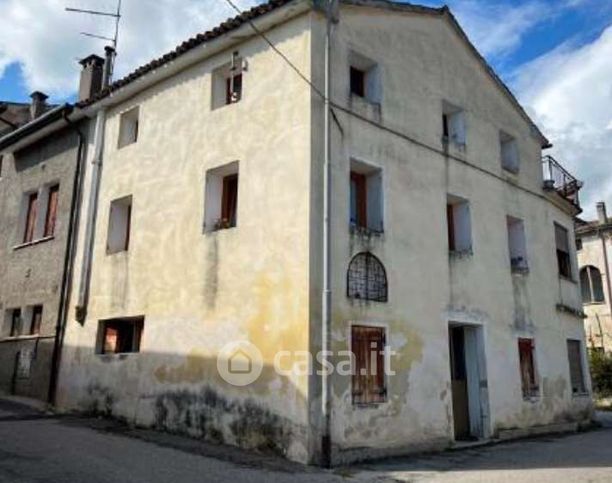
[576,202,612,352]
[42,0,593,466]
[0,56,105,401]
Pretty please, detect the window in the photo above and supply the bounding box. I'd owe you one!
[351,325,387,405]
[0,155,3,178]
[348,52,381,104]
[96,317,144,354]
[107,196,132,254]
[500,131,519,173]
[350,160,383,233]
[576,238,583,251]
[212,53,244,110]
[43,184,59,238]
[23,192,38,243]
[518,338,539,398]
[447,195,472,254]
[580,266,605,303]
[118,107,139,148]
[555,223,572,279]
[27,305,43,335]
[567,339,586,395]
[442,102,466,146]
[347,252,388,302]
[5,308,22,337]
[204,161,239,232]
[507,216,528,272]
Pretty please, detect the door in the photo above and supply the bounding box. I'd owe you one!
[449,326,471,440]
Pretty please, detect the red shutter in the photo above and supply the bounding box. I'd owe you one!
[44,185,59,237]
[24,192,38,243]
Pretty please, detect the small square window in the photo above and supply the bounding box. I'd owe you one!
[500,131,519,173]
[204,162,239,232]
[447,195,472,254]
[212,53,244,110]
[349,52,381,104]
[107,196,132,254]
[96,317,144,354]
[442,102,466,146]
[118,107,139,148]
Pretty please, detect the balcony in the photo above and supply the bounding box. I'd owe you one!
[542,155,583,209]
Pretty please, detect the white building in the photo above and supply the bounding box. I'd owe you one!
[577,202,612,352]
[46,0,594,466]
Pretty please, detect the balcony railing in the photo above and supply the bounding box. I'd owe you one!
[542,155,583,209]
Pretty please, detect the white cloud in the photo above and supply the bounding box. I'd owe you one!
[0,0,259,99]
[514,25,612,218]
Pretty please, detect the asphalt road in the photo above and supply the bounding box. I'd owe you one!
[1,397,611,483]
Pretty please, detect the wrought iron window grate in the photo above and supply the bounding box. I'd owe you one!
[347,252,388,302]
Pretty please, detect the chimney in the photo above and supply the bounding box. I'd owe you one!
[597,202,608,225]
[102,46,115,88]
[30,91,48,120]
[78,54,105,102]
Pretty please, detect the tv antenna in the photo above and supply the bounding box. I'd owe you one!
[65,0,122,82]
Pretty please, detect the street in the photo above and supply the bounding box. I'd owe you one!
[0,397,611,482]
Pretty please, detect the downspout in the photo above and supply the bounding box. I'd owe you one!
[321,0,336,468]
[75,46,113,322]
[48,111,85,405]
[600,231,611,352]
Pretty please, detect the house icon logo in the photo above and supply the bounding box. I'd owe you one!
[217,341,263,386]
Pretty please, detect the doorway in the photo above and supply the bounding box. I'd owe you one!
[449,324,489,441]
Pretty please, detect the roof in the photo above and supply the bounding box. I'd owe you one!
[75,0,549,147]
[576,218,612,236]
[0,102,32,136]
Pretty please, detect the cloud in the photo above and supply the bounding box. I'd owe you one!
[0,0,259,99]
[514,25,612,218]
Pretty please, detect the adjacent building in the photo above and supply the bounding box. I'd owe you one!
[0,56,105,401]
[576,202,612,352]
[0,0,592,466]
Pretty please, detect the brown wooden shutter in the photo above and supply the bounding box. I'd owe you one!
[44,185,59,237]
[221,174,238,227]
[447,204,455,251]
[350,172,367,228]
[518,338,536,397]
[24,192,38,243]
[352,326,386,405]
[30,306,43,335]
[567,340,586,394]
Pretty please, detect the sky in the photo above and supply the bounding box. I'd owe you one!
[0,0,611,218]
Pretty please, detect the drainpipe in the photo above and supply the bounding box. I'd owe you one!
[75,46,113,322]
[321,0,336,469]
[600,232,611,352]
[48,111,86,405]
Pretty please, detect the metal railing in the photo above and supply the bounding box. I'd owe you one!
[542,155,583,209]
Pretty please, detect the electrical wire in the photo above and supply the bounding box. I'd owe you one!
[219,0,558,205]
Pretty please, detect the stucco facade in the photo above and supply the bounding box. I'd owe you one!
[0,122,87,401]
[576,203,612,352]
[54,0,592,466]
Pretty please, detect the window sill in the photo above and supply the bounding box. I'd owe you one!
[572,392,590,398]
[13,236,55,251]
[349,224,384,237]
[205,225,237,235]
[523,393,540,402]
[441,136,466,151]
[96,352,139,361]
[559,275,577,284]
[106,249,129,256]
[502,166,520,176]
[511,267,530,275]
[0,334,52,343]
[450,249,473,260]
[584,301,606,306]
[352,400,388,409]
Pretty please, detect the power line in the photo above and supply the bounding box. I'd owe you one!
[219,0,553,205]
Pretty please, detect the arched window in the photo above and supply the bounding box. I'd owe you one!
[580,266,605,303]
[347,252,388,302]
